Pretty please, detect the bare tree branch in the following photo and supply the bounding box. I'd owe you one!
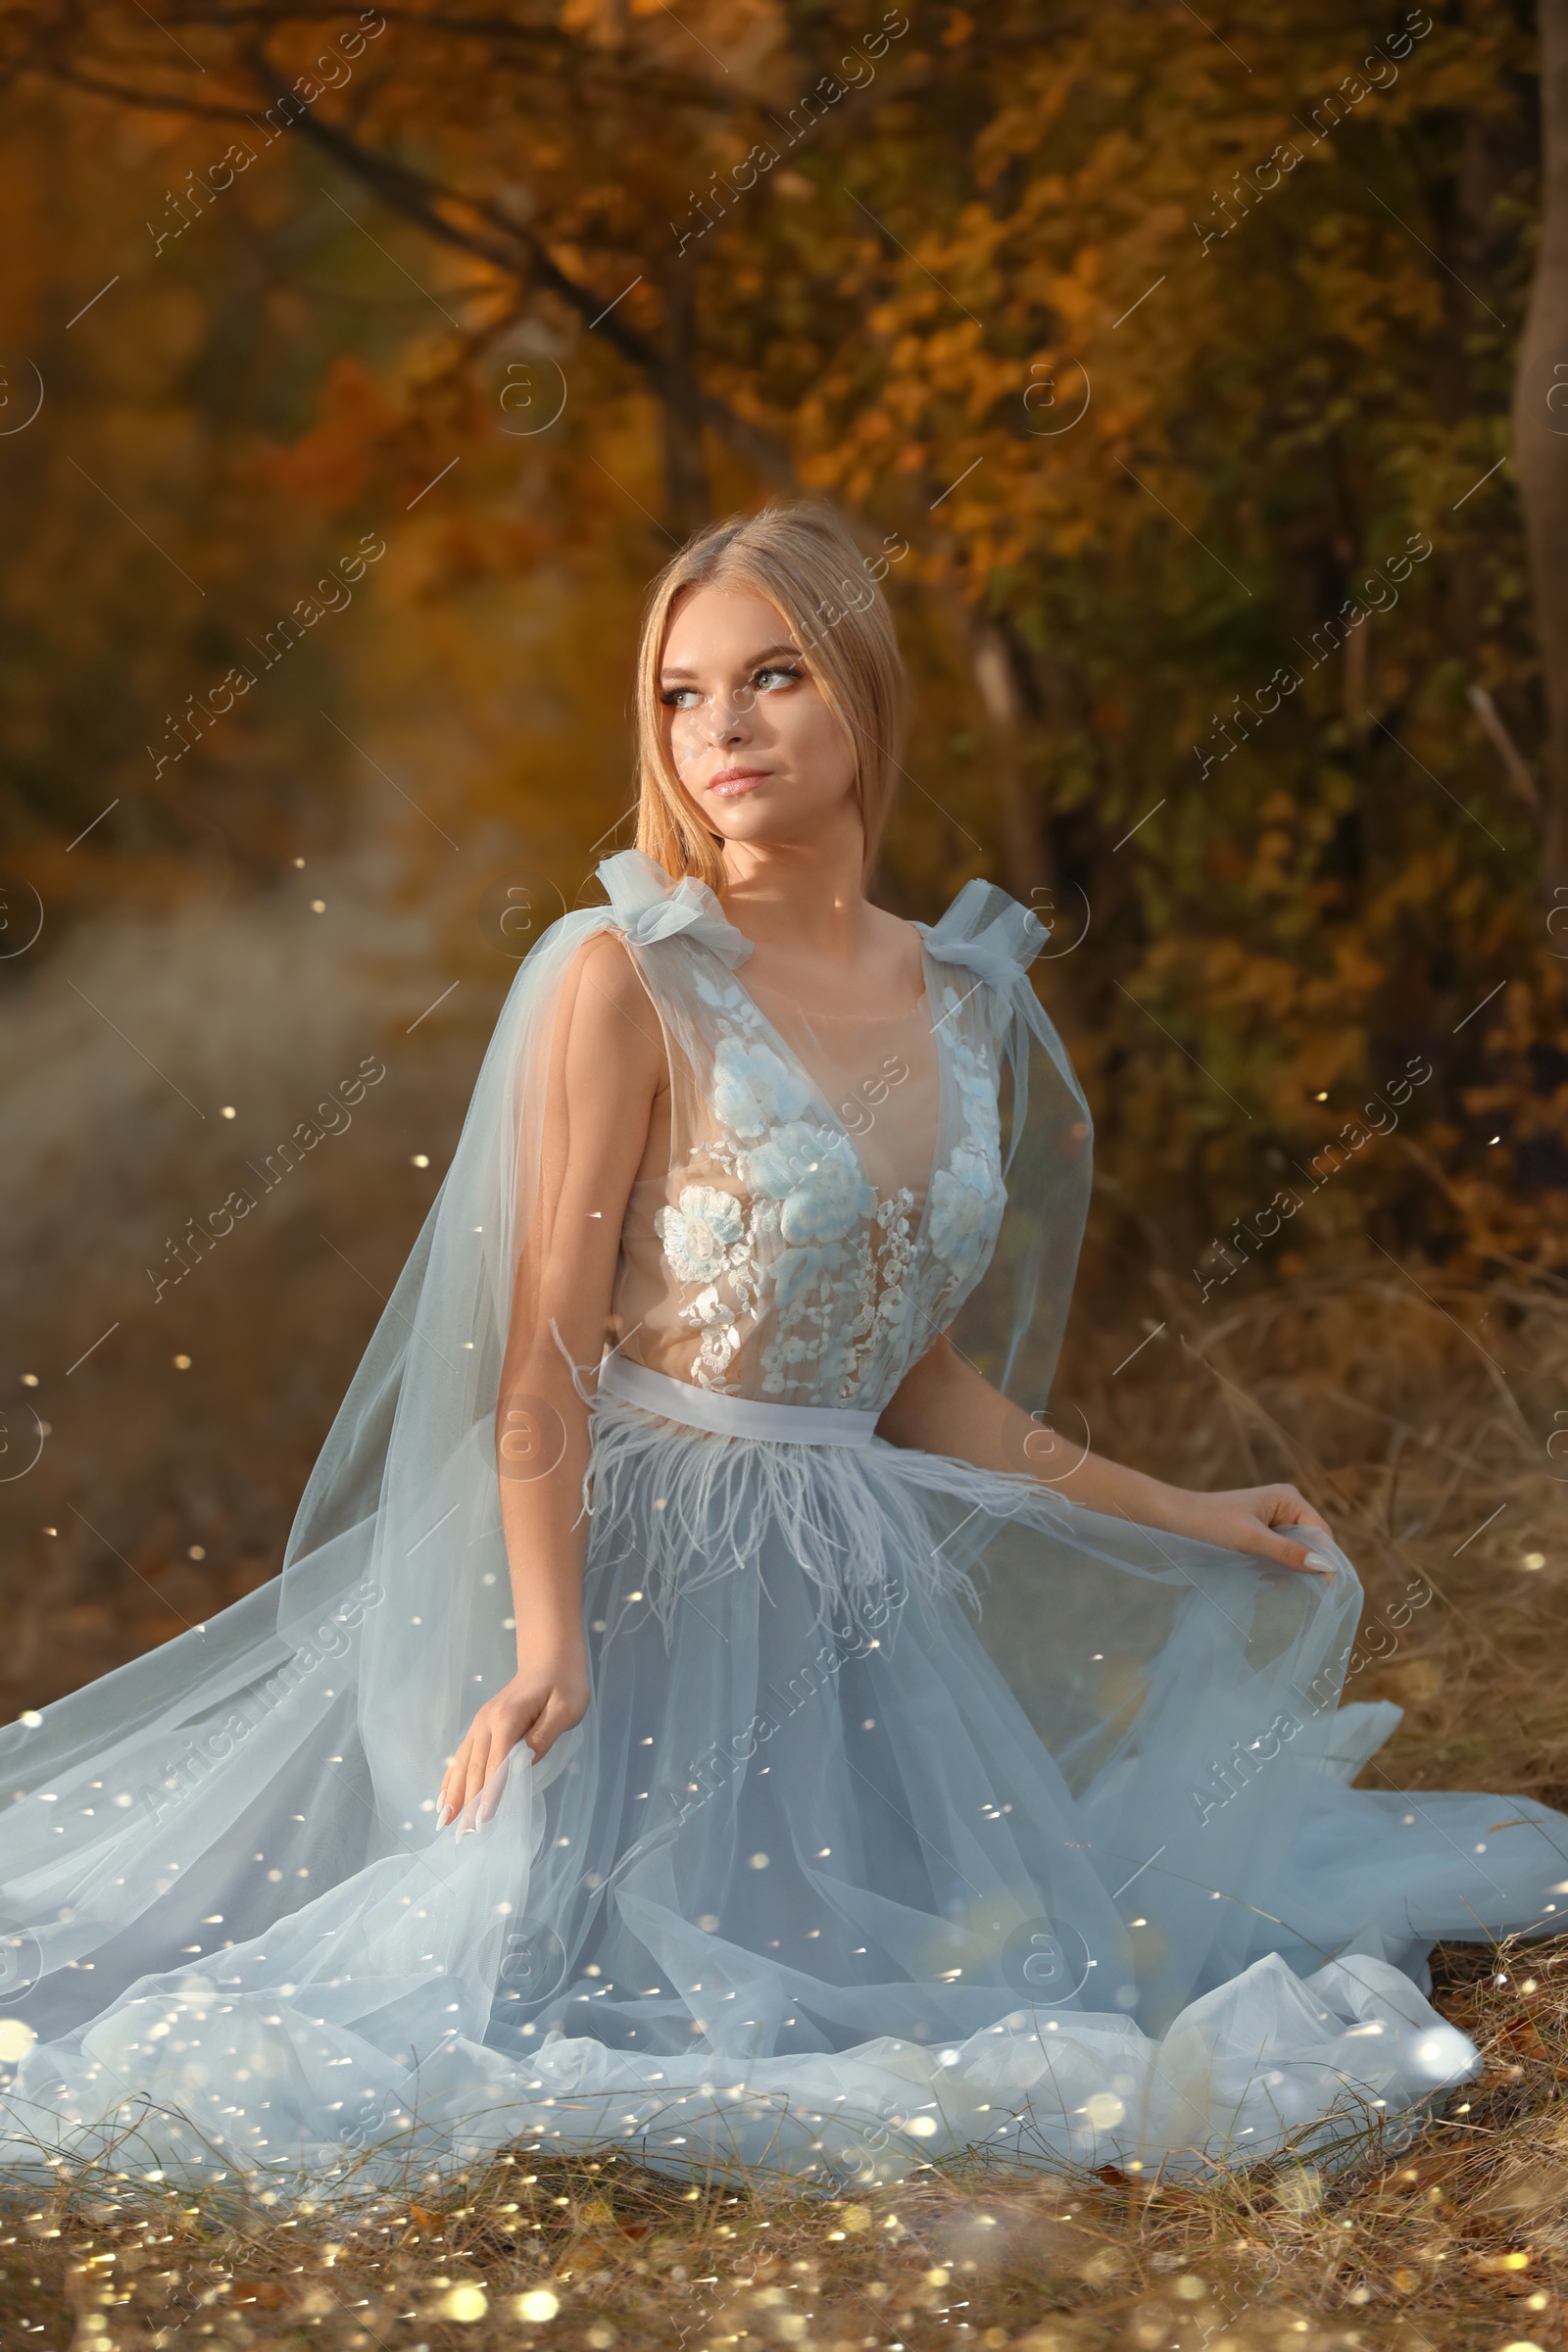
[240,48,803,492]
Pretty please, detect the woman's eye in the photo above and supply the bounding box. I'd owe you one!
[660,663,803,708]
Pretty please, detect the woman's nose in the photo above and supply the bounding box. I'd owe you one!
[709,696,753,741]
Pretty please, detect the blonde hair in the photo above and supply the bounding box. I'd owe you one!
[633,502,908,890]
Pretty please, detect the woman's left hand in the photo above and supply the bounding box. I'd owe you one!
[1158,1481,1338,1575]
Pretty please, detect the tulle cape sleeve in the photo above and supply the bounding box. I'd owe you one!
[0,856,746,1879]
[919,880,1094,1426]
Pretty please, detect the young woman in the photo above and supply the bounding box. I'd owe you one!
[1,503,1561,2194]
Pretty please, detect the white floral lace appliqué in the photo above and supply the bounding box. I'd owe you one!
[653,967,1004,1402]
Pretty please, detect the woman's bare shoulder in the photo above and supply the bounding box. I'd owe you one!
[557,929,665,1084]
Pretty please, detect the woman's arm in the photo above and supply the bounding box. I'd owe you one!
[437,934,666,1827]
[876,1335,1335,1576]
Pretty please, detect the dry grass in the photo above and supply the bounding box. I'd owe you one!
[0,862,480,1722]
[1061,1255,1568,1820]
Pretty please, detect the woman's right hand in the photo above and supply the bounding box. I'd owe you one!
[436,1643,589,1831]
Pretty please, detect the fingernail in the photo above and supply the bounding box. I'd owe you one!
[1303,1551,1334,1573]
[435,1802,452,1830]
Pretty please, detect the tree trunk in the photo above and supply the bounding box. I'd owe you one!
[1514,0,1568,887]
[962,611,1087,1034]
[661,267,710,540]
[969,617,1050,901]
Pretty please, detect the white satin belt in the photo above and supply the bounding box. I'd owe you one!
[595,1354,883,1447]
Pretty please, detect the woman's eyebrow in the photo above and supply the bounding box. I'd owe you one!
[660,641,806,682]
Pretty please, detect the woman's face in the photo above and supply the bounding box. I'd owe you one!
[658,584,859,860]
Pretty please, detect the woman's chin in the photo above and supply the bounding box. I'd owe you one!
[698,787,785,827]
[700,802,853,856]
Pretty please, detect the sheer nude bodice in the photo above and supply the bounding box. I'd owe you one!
[608,945,1005,1415]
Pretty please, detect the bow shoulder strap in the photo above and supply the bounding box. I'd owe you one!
[917,878,1089,1174]
[596,848,754,969]
[916,876,1048,995]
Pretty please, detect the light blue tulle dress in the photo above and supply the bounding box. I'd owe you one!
[0,850,1562,2194]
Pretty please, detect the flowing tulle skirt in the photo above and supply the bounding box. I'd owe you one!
[0,1393,1563,2192]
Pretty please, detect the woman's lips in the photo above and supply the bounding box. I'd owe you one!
[708,768,771,799]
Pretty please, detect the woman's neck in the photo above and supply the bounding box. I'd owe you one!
[716,803,869,959]
[714,808,923,1010]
